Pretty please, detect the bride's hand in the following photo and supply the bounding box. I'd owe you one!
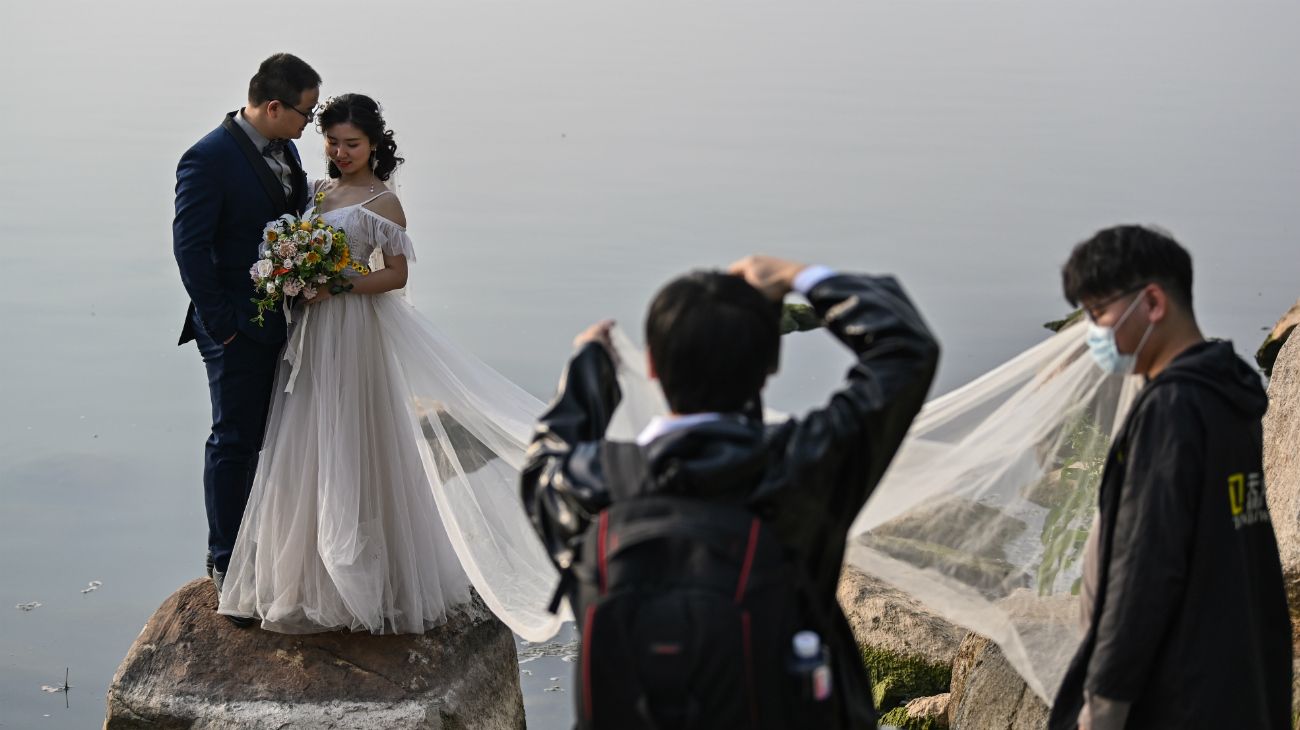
[302,286,332,305]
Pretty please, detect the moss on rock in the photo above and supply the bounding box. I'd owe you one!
[861,645,951,713]
[880,705,944,730]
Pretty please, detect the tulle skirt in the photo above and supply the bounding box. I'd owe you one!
[218,290,565,637]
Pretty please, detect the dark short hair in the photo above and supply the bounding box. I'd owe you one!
[1062,225,1194,310]
[645,271,781,414]
[248,53,321,106]
[317,94,405,181]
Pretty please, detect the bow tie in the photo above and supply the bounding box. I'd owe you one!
[262,139,288,158]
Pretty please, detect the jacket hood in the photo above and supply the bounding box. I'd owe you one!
[642,417,768,502]
[1151,339,1267,418]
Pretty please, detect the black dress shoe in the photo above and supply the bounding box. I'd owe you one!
[224,613,256,628]
[211,569,255,628]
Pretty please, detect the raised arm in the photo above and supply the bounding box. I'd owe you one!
[520,321,623,571]
[728,256,939,562]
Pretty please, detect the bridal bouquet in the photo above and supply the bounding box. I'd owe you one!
[249,210,370,326]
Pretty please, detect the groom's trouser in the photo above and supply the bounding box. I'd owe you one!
[193,316,281,573]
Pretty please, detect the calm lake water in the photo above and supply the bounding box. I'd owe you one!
[2,1,1297,727]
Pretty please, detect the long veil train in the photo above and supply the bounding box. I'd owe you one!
[425,320,1133,701]
[843,322,1139,701]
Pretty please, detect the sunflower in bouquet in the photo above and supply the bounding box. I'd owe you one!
[249,210,370,326]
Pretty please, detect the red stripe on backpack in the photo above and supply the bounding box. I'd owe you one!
[734,517,761,604]
[597,511,610,595]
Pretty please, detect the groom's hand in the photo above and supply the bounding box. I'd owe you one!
[574,319,619,365]
[727,255,808,301]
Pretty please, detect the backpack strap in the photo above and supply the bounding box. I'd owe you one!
[546,441,647,615]
[734,517,761,604]
[597,511,610,595]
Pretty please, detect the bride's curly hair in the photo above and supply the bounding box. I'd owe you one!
[317,93,405,181]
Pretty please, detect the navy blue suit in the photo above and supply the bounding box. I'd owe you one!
[173,111,309,573]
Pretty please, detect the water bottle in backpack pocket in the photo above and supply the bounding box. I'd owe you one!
[566,495,838,729]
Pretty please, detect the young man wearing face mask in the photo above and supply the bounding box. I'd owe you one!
[1048,225,1291,730]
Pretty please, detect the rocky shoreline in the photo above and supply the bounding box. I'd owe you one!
[103,301,1300,729]
[103,581,524,729]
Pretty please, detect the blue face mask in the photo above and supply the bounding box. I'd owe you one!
[1085,293,1153,375]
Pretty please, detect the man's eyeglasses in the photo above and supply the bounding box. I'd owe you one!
[1082,284,1148,323]
[278,101,317,123]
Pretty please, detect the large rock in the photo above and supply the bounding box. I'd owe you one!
[105,579,524,730]
[838,566,966,667]
[947,633,1048,730]
[1266,332,1300,594]
[1257,299,1300,377]
[1264,320,1300,715]
[880,693,951,729]
[838,566,963,712]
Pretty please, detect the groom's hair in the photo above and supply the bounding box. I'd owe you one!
[646,271,781,415]
[248,53,321,106]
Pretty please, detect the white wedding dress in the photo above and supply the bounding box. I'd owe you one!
[218,187,570,639]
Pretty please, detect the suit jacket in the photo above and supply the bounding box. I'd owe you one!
[521,273,941,729]
[174,111,308,346]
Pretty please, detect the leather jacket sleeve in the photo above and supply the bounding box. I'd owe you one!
[520,341,622,570]
[760,274,940,591]
[521,273,940,579]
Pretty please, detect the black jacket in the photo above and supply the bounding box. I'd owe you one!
[521,273,940,729]
[1050,340,1292,730]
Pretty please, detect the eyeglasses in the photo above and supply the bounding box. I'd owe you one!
[278,100,317,123]
[1083,284,1148,323]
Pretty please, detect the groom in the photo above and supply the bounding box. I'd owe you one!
[173,53,320,612]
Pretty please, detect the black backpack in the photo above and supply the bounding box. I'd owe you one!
[557,445,840,730]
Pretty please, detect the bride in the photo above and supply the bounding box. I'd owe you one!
[218,93,564,639]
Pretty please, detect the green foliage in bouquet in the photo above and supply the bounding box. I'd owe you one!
[248,206,368,326]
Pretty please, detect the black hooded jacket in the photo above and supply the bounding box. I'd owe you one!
[1050,340,1292,729]
[521,273,940,729]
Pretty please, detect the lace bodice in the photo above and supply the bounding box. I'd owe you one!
[308,183,416,268]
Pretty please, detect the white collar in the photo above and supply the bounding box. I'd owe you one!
[635,413,724,447]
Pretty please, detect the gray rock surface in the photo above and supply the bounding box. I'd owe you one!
[948,633,1048,730]
[837,565,966,668]
[1266,333,1300,596]
[1263,327,1300,717]
[1257,298,1300,377]
[104,579,524,729]
[905,692,952,723]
